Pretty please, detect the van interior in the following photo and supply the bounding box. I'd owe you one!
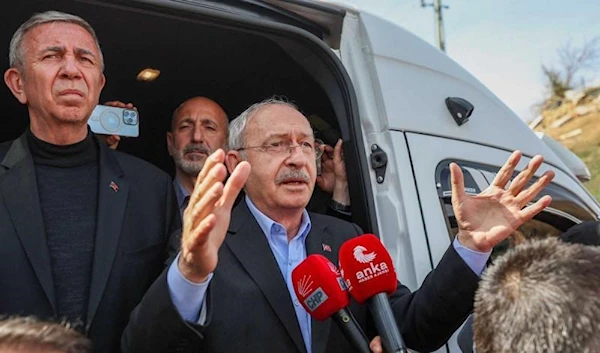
[1,0,376,231]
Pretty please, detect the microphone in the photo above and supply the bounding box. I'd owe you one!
[292,254,371,353]
[339,234,408,353]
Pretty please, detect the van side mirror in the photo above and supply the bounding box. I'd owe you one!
[445,97,474,126]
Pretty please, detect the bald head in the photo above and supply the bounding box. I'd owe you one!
[170,97,227,132]
[167,97,229,177]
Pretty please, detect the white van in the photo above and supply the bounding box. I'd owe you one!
[2,0,598,351]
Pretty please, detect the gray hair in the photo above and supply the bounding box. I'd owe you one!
[0,316,91,353]
[474,238,600,353]
[9,11,104,71]
[228,97,299,153]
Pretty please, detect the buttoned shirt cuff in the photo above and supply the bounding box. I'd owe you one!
[167,252,213,323]
[452,237,491,276]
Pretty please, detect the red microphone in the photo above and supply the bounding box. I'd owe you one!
[339,234,408,353]
[292,254,370,353]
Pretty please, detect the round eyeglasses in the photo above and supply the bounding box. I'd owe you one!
[236,138,324,159]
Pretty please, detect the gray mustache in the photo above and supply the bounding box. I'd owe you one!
[183,144,210,155]
[276,169,311,185]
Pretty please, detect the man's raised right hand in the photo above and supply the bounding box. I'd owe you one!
[178,149,251,283]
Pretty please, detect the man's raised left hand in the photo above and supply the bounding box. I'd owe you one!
[451,151,554,253]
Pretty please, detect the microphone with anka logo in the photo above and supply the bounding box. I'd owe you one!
[292,254,371,353]
[339,234,408,353]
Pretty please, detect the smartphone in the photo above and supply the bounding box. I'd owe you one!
[88,105,139,137]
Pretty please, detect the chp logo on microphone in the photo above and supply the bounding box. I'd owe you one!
[297,275,329,312]
[352,244,390,283]
[297,275,313,297]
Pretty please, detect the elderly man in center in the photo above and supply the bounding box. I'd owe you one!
[123,98,554,353]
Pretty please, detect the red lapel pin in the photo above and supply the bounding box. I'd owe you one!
[109,181,119,193]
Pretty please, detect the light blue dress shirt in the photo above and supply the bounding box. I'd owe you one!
[245,196,313,353]
[166,197,491,349]
[453,238,492,276]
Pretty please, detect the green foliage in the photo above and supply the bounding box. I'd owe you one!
[542,65,571,98]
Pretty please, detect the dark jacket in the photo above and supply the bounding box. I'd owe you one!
[0,133,180,353]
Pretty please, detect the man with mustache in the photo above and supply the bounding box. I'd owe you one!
[0,11,179,353]
[123,98,554,353]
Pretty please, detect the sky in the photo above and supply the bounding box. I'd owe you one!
[332,0,600,122]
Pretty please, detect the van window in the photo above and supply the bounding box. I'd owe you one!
[435,160,597,259]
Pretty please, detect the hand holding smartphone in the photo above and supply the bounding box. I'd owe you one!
[88,104,139,137]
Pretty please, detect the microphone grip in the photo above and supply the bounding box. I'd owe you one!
[331,308,371,353]
[367,293,408,353]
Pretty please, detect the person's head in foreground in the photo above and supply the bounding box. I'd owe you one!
[474,238,600,353]
[0,317,91,353]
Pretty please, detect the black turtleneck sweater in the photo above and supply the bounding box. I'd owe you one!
[27,129,98,327]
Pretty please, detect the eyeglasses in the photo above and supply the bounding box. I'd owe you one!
[236,139,324,159]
